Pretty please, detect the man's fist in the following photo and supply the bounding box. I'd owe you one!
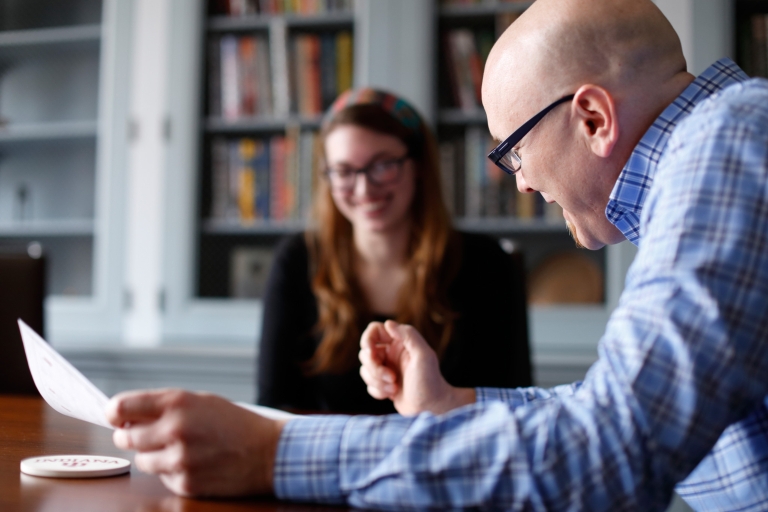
[358,320,475,416]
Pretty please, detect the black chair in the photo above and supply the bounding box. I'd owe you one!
[504,248,533,387]
[0,251,45,395]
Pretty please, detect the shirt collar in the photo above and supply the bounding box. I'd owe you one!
[605,58,749,246]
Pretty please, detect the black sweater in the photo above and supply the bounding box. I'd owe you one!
[257,231,532,414]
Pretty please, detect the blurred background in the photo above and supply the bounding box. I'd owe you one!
[0,0,753,400]
[2,2,757,508]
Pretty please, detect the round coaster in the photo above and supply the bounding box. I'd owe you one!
[20,455,131,479]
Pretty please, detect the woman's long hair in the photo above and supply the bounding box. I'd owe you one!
[305,102,461,375]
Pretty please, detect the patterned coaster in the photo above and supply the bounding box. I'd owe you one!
[20,455,131,478]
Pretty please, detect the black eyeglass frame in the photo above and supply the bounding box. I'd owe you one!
[487,94,575,175]
[323,154,411,190]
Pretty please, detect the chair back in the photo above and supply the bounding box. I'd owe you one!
[0,252,45,395]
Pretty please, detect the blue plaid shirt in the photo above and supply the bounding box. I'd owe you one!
[273,59,768,511]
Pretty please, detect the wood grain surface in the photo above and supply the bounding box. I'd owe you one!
[0,395,347,512]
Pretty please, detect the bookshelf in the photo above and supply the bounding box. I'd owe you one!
[435,0,607,315]
[735,0,768,76]
[195,0,354,298]
[0,0,131,343]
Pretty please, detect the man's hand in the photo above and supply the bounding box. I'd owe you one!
[105,389,286,497]
[359,320,476,416]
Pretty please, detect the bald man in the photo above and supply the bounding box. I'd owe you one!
[107,0,768,509]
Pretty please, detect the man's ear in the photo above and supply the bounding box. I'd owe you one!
[571,84,619,158]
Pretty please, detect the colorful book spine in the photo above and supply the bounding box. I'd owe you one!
[208,36,222,118]
[320,33,337,109]
[284,126,300,219]
[236,138,257,224]
[255,35,274,116]
[335,30,353,94]
[239,36,258,116]
[270,18,291,117]
[269,136,286,220]
[220,35,240,121]
[292,35,307,115]
[211,137,230,219]
[307,35,323,115]
[446,29,480,111]
[253,139,271,219]
[299,130,316,219]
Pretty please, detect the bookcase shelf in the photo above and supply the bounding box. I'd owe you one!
[439,1,532,18]
[204,116,322,133]
[0,120,97,145]
[207,12,354,32]
[0,24,101,48]
[0,219,94,237]
[201,218,305,235]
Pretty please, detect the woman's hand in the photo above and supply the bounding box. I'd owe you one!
[106,389,286,497]
[359,320,476,416]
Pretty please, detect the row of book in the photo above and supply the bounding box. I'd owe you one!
[441,13,520,111]
[740,14,768,78]
[293,31,353,116]
[210,129,561,225]
[439,126,563,221]
[209,30,353,120]
[210,0,353,16]
[209,129,322,223]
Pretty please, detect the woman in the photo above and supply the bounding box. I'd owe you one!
[257,88,531,414]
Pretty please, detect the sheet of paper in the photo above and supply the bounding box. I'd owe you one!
[235,402,297,421]
[18,319,298,429]
[18,319,112,429]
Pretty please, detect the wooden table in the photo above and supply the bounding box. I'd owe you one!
[0,395,348,511]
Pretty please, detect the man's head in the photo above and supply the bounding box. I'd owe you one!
[482,0,694,249]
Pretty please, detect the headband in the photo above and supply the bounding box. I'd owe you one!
[322,88,423,131]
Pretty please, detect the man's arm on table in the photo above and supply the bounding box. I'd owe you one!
[273,114,768,509]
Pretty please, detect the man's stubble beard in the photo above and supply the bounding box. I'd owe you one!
[566,220,586,249]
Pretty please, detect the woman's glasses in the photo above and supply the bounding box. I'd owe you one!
[324,154,410,191]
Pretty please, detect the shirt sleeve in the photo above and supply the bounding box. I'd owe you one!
[273,94,768,509]
[476,382,581,407]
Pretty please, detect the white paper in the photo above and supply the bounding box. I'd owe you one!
[235,402,297,421]
[18,319,298,429]
[18,319,113,429]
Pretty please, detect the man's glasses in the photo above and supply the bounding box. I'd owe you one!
[487,94,575,175]
[324,154,409,191]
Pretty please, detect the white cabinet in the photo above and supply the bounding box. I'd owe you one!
[0,0,132,345]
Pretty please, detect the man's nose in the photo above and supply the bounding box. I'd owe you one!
[516,173,535,194]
